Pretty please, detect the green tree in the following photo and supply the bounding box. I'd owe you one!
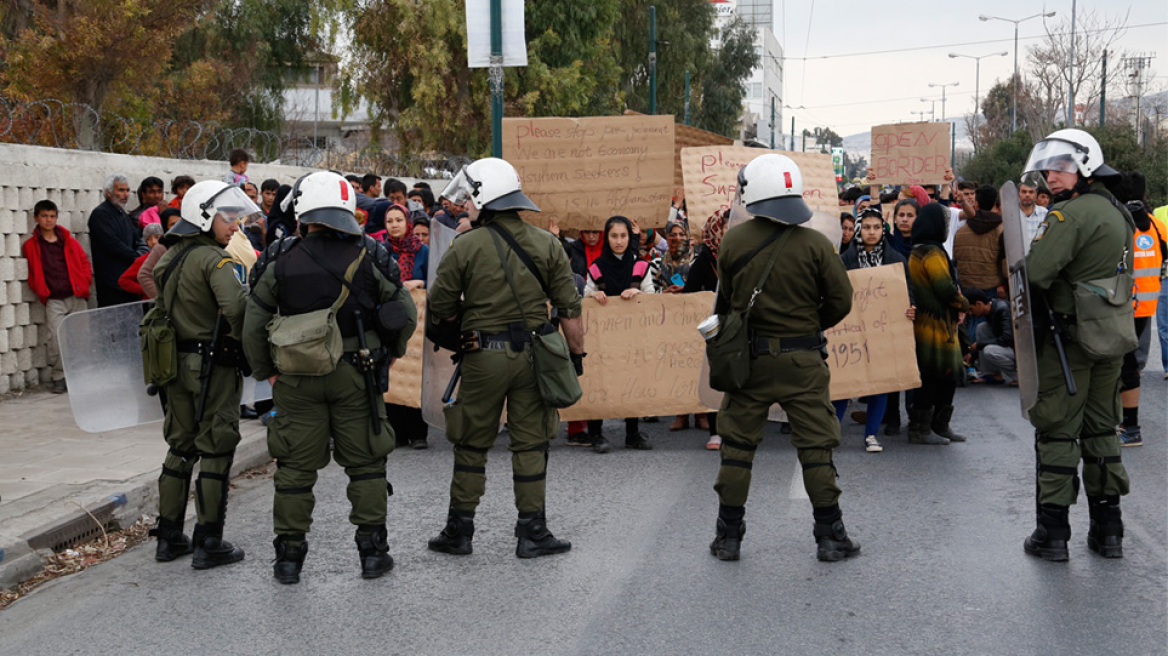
[694,16,757,137]
[958,127,1033,188]
[516,0,623,117]
[614,0,714,121]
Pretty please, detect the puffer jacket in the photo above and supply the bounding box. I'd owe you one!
[952,210,1007,290]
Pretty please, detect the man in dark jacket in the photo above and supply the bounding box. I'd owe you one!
[88,173,147,307]
[965,288,1015,384]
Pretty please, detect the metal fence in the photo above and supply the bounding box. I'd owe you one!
[0,97,469,177]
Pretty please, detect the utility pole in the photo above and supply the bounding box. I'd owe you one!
[928,82,959,121]
[1067,0,1076,126]
[980,11,1056,132]
[489,0,503,157]
[790,116,795,151]
[648,6,657,115]
[684,70,690,126]
[770,97,776,150]
[1123,54,1156,146]
[1099,50,1107,126]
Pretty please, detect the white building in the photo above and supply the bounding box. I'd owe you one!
[711,0,783,146]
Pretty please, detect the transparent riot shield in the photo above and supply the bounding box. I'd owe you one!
[421,220,460,430]
[1000,181,1040,417]
[59,301,163,432]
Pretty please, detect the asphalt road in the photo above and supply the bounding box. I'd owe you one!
[1,371,1165,655]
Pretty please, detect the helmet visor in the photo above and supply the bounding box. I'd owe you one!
[203,185,262,226]
[441,167,476,206]
[1023,138,1087,174]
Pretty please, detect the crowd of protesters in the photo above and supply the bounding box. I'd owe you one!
[20,147,1168,455]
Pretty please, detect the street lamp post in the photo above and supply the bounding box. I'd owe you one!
[980,11,1057,132]
[949,51,1009,129]
[919,98,937,122]
[911,110,930,122]
[927,82,959,121]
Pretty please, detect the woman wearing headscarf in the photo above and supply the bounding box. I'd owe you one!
[654,218,695,293]
[836,208,915,453]
[264,184,297,244]
[380,202,429,448]
[907,203,968,446]
[577,216,655,453]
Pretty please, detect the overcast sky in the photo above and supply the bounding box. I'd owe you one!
[769,0,1168,137]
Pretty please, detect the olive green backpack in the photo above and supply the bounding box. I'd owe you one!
[140,244,201,387]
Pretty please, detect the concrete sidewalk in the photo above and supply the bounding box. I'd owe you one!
[0,390,270,589]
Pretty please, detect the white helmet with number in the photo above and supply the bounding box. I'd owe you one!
[173,180,261,236]
[735,154,812,225]
[280,171,361,235]
[1023,128,1119,179]
[441,157,539,212]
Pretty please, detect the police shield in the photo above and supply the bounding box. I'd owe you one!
[59,301,270,433]
[421,219,460,430]
[1000,181,1040,417]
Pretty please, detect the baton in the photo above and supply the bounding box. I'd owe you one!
[195,313,224,423]
[442,360,462,404]
[1045,304,1077,396]
[354,310,383,435]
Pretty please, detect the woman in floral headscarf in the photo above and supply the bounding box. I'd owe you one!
[654,218,695,292]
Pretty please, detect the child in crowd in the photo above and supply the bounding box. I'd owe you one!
[223,149,250,184]
[118,223,165,299]
[168,175,195,209]
[21,200,92,393]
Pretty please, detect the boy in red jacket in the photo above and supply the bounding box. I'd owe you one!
[22,200,93,393]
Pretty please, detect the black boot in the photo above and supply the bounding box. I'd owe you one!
[625,431,653,450]
[191,523,245,570]
[1024,504,1071,562]
[813,506,861,562]
[709,505,745,561]
[515,511,571,558]
[930,405,966,442]
[908,408,948,445]
[428,510,475,555]
[273,535,308,584]
[355,525,394,579]
[149,517,193,562]
[1087,496,1124,558]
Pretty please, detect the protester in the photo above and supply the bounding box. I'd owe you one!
[118,223,165,298]
[384,178,408,205]
[1035,188,1052,208]
[22,199,92,393]
[839,213,855,253]
[358,173,382,211]
[264,184,297,244]
[655,218,693,293]
[88,173,148,306]
[137,208,183,299]
[130,177,164,229]
[953,184,1007,300]
[945,179,977,256]
[836,208,915,453]
[223,148,250,184]
[260,179,279,217]
[582,216,655,452]
[383,204,428,287]
[888,199,918,259]
[964,288,1016,385]
[412,215,431,246]
[168,175,195,209]
[907,203,969,445]
[409,187,436,215]
[562,223,613,448]
[683,210,728,449]
[1019,179,1049,244]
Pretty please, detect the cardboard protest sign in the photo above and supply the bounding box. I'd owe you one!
[384,288,427,408]
[870,121,951,186]
[824,264,920,400]
[501,116,675,232]
[680,146,839,239]
[673,123,733,187]
[559,292,717,422]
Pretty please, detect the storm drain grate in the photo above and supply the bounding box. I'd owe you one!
[22,495,126,552]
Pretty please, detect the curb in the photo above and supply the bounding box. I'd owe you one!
[0,425,270,592]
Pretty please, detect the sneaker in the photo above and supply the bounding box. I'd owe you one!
[591,435,612,454]
[705,435,723,451]
[410,437,429,450]
[1119,425,1142,447]
[566,432,592,447]
[864,435,883,453]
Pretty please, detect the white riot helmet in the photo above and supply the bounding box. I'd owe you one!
[441,157,539,212]
[735,154,812,225]
[280,171,361,235]
[173,180,261,236]
[1023,128,1119,179]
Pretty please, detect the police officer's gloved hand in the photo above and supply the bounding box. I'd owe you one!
[570,352,586,377]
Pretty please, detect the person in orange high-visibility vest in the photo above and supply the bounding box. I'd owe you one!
[1116,172,1166,447]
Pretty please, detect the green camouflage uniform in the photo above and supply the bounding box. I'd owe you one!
[428,211,581,513]
[1026,181,1133,506]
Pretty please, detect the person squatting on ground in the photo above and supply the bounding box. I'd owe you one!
[425,157,585,559]
[707,154,859,563]
[149,180,257,570]
[242,171,417,584]
[1020,129,1135,562]
[965,288,1016,385]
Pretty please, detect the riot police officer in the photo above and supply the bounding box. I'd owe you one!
[426,157,585,558]
[1021,129,1135,561]
[150,180,256,569]
[242,171,417,583]
[708,154,860,562]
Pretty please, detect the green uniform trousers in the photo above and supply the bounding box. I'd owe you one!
[442,346,559,514]
[715,348,841,509]
[268,361,394,537]
[158,353,243,528]
[1029,337,1130,506]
